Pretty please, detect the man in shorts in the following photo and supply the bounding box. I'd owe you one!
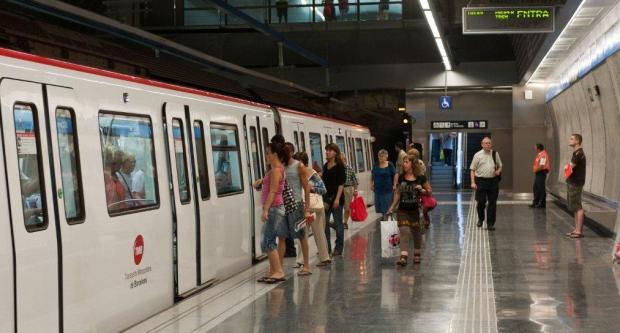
[566,134,586,238]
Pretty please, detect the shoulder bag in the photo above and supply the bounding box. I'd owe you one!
[492,150,502,182]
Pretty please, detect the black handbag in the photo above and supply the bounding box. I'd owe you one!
[492,150,502,182]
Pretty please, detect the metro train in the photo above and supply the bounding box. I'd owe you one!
[0,47,375,332]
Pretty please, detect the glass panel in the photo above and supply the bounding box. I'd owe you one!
[271,0,315,24]
[294,131,299,152]
[336,135,345,153]
[99,112,159,215]
[228,8,269,25]
[309,132,323,173]
[185,9,221,26]
[349,138,357,172]
[56,107,84,222]
[211,124,244,196]
[365,139,372,169]
[194,121,210,200]
[172,119,191,203]
[355,138,365,172]
[300,132,306,153]
[14,103,47,231]
[249,127,261,180]
[261,128,270,172]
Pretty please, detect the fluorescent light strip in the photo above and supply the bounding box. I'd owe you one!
[526,0,587,84]
[435,38,447,57]
[442,56,452,71]
[419,0,430,10]
[424,11,440,38]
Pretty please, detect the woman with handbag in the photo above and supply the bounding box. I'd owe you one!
[386,155,432,266]
[295,152,331,266]
[252,142,288,283]
[407,147,432,229]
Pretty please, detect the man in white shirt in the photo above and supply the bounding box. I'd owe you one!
[470,137,502,230]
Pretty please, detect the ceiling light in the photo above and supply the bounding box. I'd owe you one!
[418,0,430,10]
[398,107,406,112]
[435,38,447,57]
[424,11,440,38]
[442,56,452,71]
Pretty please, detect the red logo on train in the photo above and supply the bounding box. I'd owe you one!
[134,235,144,265]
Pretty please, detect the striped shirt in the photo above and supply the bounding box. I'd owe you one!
[470,150,502,178]
[344,164,358,187]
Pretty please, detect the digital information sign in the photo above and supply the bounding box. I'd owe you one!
[431,120,488,130]
[462,6,554,34]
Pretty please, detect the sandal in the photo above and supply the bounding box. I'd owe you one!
[297,270,312,276]
[262,276,286,284]
[396,255,408,267]
[316,260,331,267]
[292,262,304,269]
[257,276,270,283]
[569,233,584,239]
[565,231,578,236]
[413,254,421,264]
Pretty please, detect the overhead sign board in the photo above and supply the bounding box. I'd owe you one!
[439,96,452,110]
[463,6,554,34]
[431,120,488,130]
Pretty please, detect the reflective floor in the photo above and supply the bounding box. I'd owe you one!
[129,191,620,333]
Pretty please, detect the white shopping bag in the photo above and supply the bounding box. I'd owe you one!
[381,216,400,258]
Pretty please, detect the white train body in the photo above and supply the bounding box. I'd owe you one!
[0,47,374,332]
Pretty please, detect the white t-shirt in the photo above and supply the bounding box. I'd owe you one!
[131,169,145,197]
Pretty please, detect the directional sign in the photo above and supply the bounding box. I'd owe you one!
[439,96,452,110]
[431,120,488,130]
[463,6,555,34]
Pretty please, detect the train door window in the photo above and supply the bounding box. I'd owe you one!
[98,112,159,216]
[335,136,345,155]
[365,139,372,169]
[355,138,365,172]
[348,138,357,172]
[309,132,323,172]
[249,126,261,180]
[300,132,306,152]
[172,119,191,204]
[324,134,328,147]
[293,131,299,152]
[14,103,47,231]
[261,127,270,171]
[330,135,334,144]
[193,121,210,200]
[55,107,84,223]
[211,123,244,196]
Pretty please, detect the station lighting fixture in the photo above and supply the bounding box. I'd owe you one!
[418,0,452,71]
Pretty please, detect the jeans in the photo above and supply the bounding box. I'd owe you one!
[261,206,286,253]
[475,177,499,226]
[324,205,344,254]
[533,171,547,206]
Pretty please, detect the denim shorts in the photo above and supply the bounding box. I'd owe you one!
[261,205,286,253]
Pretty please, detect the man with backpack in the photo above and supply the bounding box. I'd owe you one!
[470,137,502,230]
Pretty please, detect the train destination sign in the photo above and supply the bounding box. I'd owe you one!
[431,120,488,130]
[462,6,554,34]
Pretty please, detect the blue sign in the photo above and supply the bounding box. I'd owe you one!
[439,96,452,110]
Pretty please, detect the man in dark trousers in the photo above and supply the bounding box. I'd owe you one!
[530,143,551,208]
[566,134,586,239]
[470,137,502,230]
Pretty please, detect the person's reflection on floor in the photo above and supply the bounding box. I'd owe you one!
[311,269,329,333]
[565,240,587,329]
[260,286,287,333]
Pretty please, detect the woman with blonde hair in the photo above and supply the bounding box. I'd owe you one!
[387,155,432,265]
[407,147,431,228]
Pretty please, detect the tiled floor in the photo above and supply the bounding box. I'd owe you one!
[127,191,620,333]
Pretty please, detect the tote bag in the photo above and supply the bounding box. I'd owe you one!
[350,195,368,222]
[381,216,400,258]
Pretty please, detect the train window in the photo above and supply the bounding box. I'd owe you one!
[14,103,47,231]
[355,138,365,172]
[335,136,345,155]
[293,131,299,152]
[309,132,323,173]
[249,126,261,180]
[299,132,306,152]
[348,138,357,173]
[365,139,373,169]
[194,121,210,200]
[261,128,270,172]
[172,119,191,204]
[56,107,85,223]
[211,123,244,196]
[330,135,334,144]
[324,134,328,147]
[98,112,159,216]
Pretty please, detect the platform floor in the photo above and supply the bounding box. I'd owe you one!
[126,192,620,333]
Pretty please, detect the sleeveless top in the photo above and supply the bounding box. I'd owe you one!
[396,175,427,211]
[285,160,303,202]
[261,166,285,206]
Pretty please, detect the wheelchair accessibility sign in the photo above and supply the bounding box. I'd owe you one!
[439,96,452,110]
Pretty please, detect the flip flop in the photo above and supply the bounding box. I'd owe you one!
[256,276,271,283]
[292,262,304,269]
[297,270,312,276]
[316,260,331,267]
[565,231,578,236]
[263,277,286,284]
[569,233,584,239]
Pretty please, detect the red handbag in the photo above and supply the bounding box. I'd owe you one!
[350,195,368,222]
[564,163,573,179]
[420,194,437,211]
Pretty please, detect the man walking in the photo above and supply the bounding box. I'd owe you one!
[566,134,586,239]
[470,137,502,230]
[530,143,551,208]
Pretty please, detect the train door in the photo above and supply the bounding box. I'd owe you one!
[0,91,14,333]
[163,102,198,296]
[187,109,216,285]
[0,79,59,331]
[243,115,266,260]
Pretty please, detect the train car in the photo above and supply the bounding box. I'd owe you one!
[0,47,372,333]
